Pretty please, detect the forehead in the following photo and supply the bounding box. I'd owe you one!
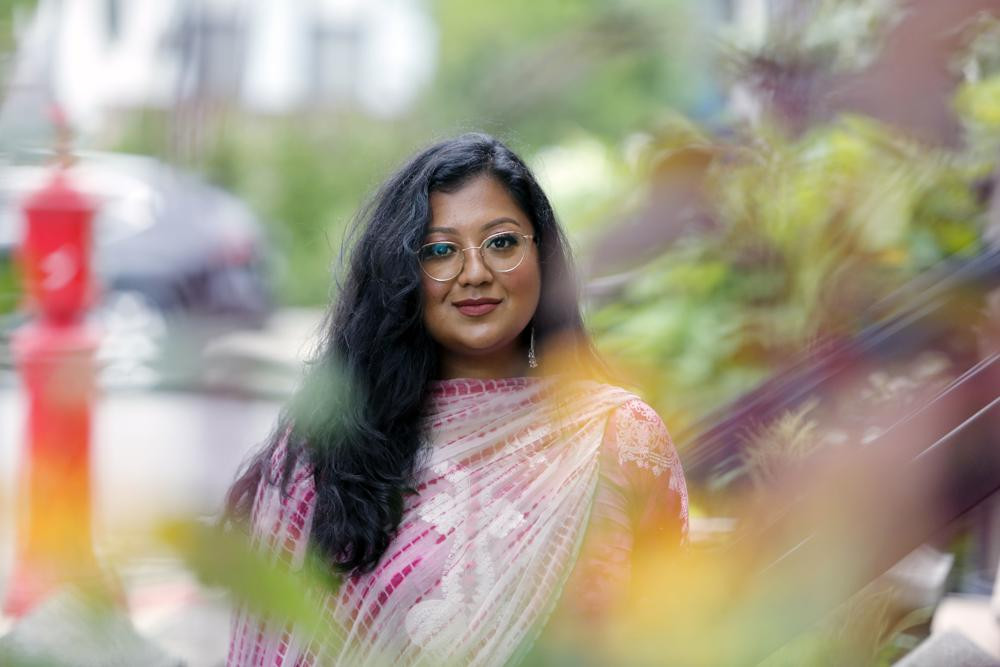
[427,175,530,235]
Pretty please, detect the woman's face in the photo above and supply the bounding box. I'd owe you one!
[421,174,541,379]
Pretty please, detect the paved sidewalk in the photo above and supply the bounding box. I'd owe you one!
[0,559,229,666]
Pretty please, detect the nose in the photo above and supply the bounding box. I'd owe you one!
[457,246,492,286]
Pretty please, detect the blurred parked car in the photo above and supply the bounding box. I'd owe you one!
[0,152,274,388]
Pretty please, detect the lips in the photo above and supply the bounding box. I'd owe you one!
[454,298,501,317]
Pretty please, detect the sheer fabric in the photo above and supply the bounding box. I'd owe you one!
[227,376,687,666]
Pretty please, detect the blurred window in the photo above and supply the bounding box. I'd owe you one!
[105,0,122,43]
[309,22,362,106]
[173,6,247,102]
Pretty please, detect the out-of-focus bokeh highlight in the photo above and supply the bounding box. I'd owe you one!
[0,0,999,664]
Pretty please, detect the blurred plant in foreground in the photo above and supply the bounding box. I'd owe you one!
[157,518,340,647]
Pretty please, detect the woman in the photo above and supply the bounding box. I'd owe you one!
[225,133,688,666]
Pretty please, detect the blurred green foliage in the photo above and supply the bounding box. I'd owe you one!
[111,1,704,306]
[719,0,904,74]
[160,518,341,644]
[425,0,703,146]
[116,110,422,305]
[107,0,998,440]
[0,1,37,316]
[0,252,20,315]
[588,109,994,433]
[0,0,36,66]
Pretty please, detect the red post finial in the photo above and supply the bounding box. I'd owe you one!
[47,103,75,170]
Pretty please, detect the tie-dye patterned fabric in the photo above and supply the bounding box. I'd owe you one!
[228,376,687,666]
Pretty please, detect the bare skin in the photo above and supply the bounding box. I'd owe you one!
[421,175,541,380]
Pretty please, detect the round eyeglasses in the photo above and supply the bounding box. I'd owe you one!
[418,231,535,282]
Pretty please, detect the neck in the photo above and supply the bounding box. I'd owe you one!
[438,348,532,380]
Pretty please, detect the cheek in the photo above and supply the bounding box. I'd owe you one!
[503,260,542,312]
[420,276,451,336]
[420,275,450,305]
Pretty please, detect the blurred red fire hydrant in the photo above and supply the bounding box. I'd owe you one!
[4,154,101,616]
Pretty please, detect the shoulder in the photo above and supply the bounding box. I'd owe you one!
[611,398,669,434]
[603,397,689,544]
[249,428,317,559]
[604,398,679,479]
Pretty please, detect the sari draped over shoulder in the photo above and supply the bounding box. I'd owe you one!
[228,376,687,666]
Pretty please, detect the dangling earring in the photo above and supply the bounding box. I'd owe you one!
[528,326,538,369]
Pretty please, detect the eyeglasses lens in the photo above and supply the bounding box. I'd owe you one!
[419,233,526,281]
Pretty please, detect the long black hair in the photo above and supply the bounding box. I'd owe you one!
[225,132,609,575]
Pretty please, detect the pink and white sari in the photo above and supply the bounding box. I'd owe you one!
[228,376,687,666]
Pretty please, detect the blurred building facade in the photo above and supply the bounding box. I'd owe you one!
[4,0,436,138]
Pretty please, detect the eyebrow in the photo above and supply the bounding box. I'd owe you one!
[425,217,523,235]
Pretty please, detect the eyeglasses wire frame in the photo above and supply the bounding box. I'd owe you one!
[418,231,536,282]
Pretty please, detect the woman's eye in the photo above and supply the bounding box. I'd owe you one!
[486,233,519,250]
[420,243,456,260]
